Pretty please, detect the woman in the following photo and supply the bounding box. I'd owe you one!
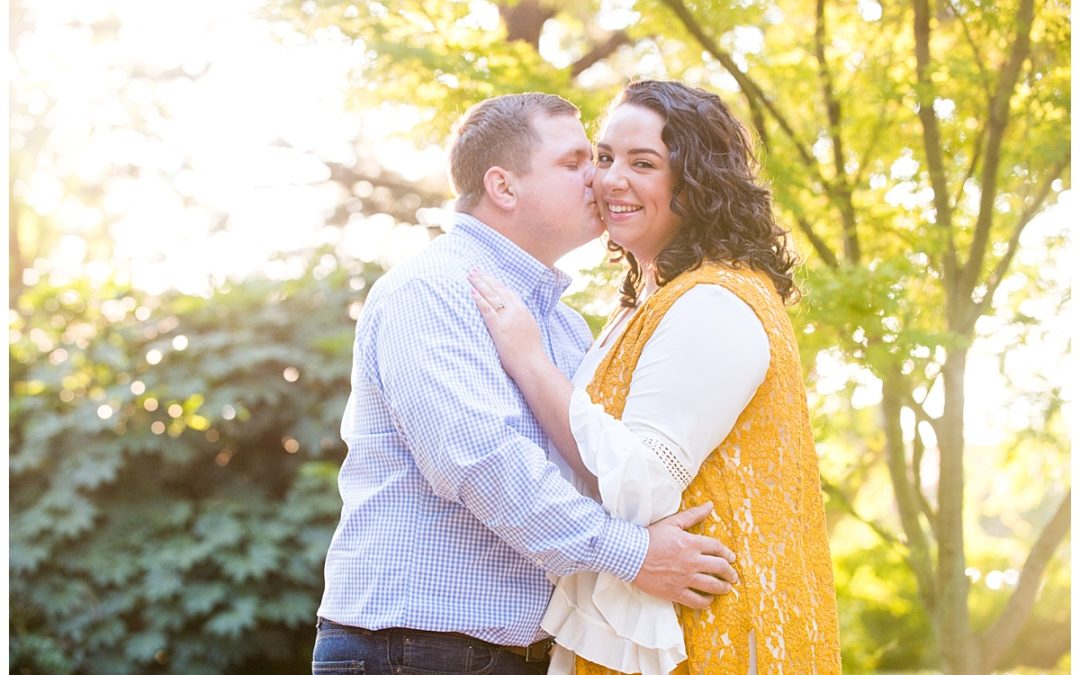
[469,80,841,674]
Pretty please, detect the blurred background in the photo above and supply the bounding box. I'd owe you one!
[8,0,1071,673]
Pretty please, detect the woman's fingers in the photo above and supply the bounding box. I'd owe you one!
[468,270,513,337]
[469,268,523,315]
[468,273,508,326]
[470,288,496,318]
[467,269,504,308]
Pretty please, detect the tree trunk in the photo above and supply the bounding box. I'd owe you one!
[498,0,554,48]
[881,371,937,614]
[937,347,975,673]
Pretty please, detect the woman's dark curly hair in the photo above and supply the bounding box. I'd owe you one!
[603,80,799,306]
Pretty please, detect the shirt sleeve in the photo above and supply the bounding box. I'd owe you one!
[368,274,648,581]
[570,284,769,524]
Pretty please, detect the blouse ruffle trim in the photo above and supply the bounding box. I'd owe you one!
[542,571,686,675]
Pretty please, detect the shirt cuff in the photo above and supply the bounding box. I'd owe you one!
[587,515,649,583]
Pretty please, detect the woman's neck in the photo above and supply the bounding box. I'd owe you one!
[639,259,659,297]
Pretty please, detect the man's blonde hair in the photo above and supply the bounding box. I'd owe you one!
[449,93,579,210]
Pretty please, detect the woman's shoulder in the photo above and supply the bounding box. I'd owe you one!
[661,284,765,342]
[662,261,773,303]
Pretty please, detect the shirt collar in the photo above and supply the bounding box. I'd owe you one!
[450,213,572,316]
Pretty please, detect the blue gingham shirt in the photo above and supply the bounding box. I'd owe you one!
[317,214,649,646]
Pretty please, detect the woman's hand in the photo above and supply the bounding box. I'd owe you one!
[470,268,586,483]
[468,269,546,382]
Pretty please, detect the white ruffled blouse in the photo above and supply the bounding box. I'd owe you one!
[542,284,770,675]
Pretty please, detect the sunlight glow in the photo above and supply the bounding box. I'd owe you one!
[539,20,574,69]
[857,0,884,21]
[731,26,765,56]
[463,1,501,31]
[13,1,1070,459]
[14,0,379,295]
[597,0,641,31]
[965,191,1072,447]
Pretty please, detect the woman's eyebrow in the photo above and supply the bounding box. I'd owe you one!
[595,142,663,158]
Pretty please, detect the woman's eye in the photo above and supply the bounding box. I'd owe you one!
[596,154,612,165]
[634,160,655,169]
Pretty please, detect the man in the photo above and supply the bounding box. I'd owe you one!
[314,93,737,675]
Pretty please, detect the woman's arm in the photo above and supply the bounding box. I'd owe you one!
[470,270,770,515]
[469,269,597,491]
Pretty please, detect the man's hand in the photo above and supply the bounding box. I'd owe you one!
[632,502,739,609]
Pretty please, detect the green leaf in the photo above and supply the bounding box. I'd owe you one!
[143,566,184,601]
[181,582,229,618]
[205,596,258,638]
[124,630,167,663]
[260,589,317,628]
[193,510,245,549]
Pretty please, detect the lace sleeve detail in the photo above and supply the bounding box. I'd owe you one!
[642,436,693,488]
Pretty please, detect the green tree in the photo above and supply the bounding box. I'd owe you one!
[9,255,384,674]
[277,1,1071,672]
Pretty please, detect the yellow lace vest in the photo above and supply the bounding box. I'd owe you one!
[577,263,841,675]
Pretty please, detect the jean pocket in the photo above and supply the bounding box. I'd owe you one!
[312,661,364,674]
[313,626,374,666]
[397,634,495,674]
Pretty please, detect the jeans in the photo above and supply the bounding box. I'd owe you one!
[311,618,549,675]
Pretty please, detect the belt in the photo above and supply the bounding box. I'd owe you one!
[498,636,555,663]
[449,632,553,663]
[318,620,554,665]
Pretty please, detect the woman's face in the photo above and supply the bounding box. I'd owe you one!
[594,103,682,265]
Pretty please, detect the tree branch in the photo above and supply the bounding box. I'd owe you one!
[980,490,1071,673]
[910,425,938,539]
[882,372,938,611]
[498,0,556,48]
[943,0,994,96]
[942,0,990,214]
[913,0,960,307]
[570,30,631,77]
[958,0,1036,304]
[320,157,449,225]
[971,153,1070,327]
[794,214,840,268]
[747,95,770,152]
[821,478,904,555]
[814,0,859,262]
[906,386,941,429]
[658,0,819,172]
[853,105,893,188]
[843,10,898,190]
[950,128,985,215]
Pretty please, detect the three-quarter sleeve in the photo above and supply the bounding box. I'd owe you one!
[569,283,769,523]
[543,283,771,675]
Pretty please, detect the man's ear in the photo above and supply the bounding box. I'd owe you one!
[482,166,517,211]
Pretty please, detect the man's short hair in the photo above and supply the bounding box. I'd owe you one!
[449,93,580,210]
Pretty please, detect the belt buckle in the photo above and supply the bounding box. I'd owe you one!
[524,637,553,663]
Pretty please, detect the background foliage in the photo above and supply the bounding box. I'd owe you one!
[10,255,385,674]
[9,0,1071,673]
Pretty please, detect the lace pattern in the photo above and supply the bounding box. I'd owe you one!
[641,435,692,488]
[577,263,841,675]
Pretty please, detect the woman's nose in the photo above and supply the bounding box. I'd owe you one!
[600,163,627,191]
